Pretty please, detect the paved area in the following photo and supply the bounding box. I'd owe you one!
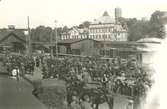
[24,67,43,82]
[0,76,47,109]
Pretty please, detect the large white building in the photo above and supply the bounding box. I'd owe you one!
[88,11,128,41]
[61,10,128,41]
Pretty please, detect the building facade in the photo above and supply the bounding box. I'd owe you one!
[0,28,26,53]
[88,11,127,41]
[60,10,128,41]
[61,27,88,40]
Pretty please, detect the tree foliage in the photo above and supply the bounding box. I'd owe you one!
[78,21,91,28]
[31,25,69,42]
[31,26,53,42]
[118,10,167,41]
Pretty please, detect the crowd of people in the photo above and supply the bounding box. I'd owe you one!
[0,54,152,109]
[40,55,152,109]
[41,55,152,97]
[2,54,43,78]
[2,54,152,96]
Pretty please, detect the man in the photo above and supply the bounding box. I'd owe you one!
[81,95,92,109]
[16,66,20,81]
[11,66,20,81]
[11,67,17,80]
[70,96,81,109]
[82,68,92,84]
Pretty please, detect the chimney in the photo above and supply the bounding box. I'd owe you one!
[8,25,15,30]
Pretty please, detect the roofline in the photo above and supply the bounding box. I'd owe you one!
[90,22,116,25]
[58,38,98,45]
[137,42,161,44]
[0,32,26,43]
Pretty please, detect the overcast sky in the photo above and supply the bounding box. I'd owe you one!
[0,0,167,28]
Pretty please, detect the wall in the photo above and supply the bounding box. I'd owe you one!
[70,40,99,56]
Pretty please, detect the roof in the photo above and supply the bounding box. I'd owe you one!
[98,40,145,46]
[58,39,145,50]
[62,27,88,35]
[0,29,26,43]
[58,38,97,45]
[92,11,115,24]
[137,38,162,44]
[58,39,82,44]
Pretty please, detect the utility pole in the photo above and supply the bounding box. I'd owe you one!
[27,16,31,57]
[55,20,58,58]
[50,27,53,58]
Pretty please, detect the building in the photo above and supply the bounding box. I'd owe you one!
[0,28,26,53]
[61,27,88,40]
[60,10,128,41]
[88,11,127,41]
[58,38,144,61]
[136,37,162,66]
[58,39,99,56]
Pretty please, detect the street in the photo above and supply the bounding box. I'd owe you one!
[0,75,47,109]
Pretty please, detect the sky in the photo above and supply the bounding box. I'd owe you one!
[0,0,167,28]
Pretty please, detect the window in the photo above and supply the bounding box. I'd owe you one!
[96,35,98,39]
[97,28,99,33]
[93,29,95,33]
[90,29,92,33]
[106,50,110,56]
[99,35,102,39]
[110,28,113,32]
[109,28,111,32]
[100,49,105,56]
[105,35,107,39]
[107,35,110,39]
[95,29,97,33]
[106,28,109,33]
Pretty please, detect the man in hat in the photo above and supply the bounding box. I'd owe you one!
[70,96,81,109]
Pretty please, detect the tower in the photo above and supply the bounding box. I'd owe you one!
[115,7,122,24]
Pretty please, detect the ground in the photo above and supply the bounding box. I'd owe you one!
[0,62,47,109]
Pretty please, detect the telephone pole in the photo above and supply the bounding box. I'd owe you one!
[55,20,58,58]
[27,16,31,56]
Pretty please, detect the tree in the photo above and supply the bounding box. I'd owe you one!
[119,18,150,41]
[62,26,69,33]
[31,25,53,42]
[149,10,166,39]
[128,20,150,41]
[52,27,63,42]
[78,21,91,28]
[118,11,167,41]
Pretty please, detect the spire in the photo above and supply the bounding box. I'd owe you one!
[103,11,109,16]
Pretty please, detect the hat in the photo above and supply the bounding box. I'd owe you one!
[83,95,89,101]
[82,67,86,71]
[128,99,134,103]
[72,96,77,101]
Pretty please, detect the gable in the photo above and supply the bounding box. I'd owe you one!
[68,28,79,35]
[0,32,26,44]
